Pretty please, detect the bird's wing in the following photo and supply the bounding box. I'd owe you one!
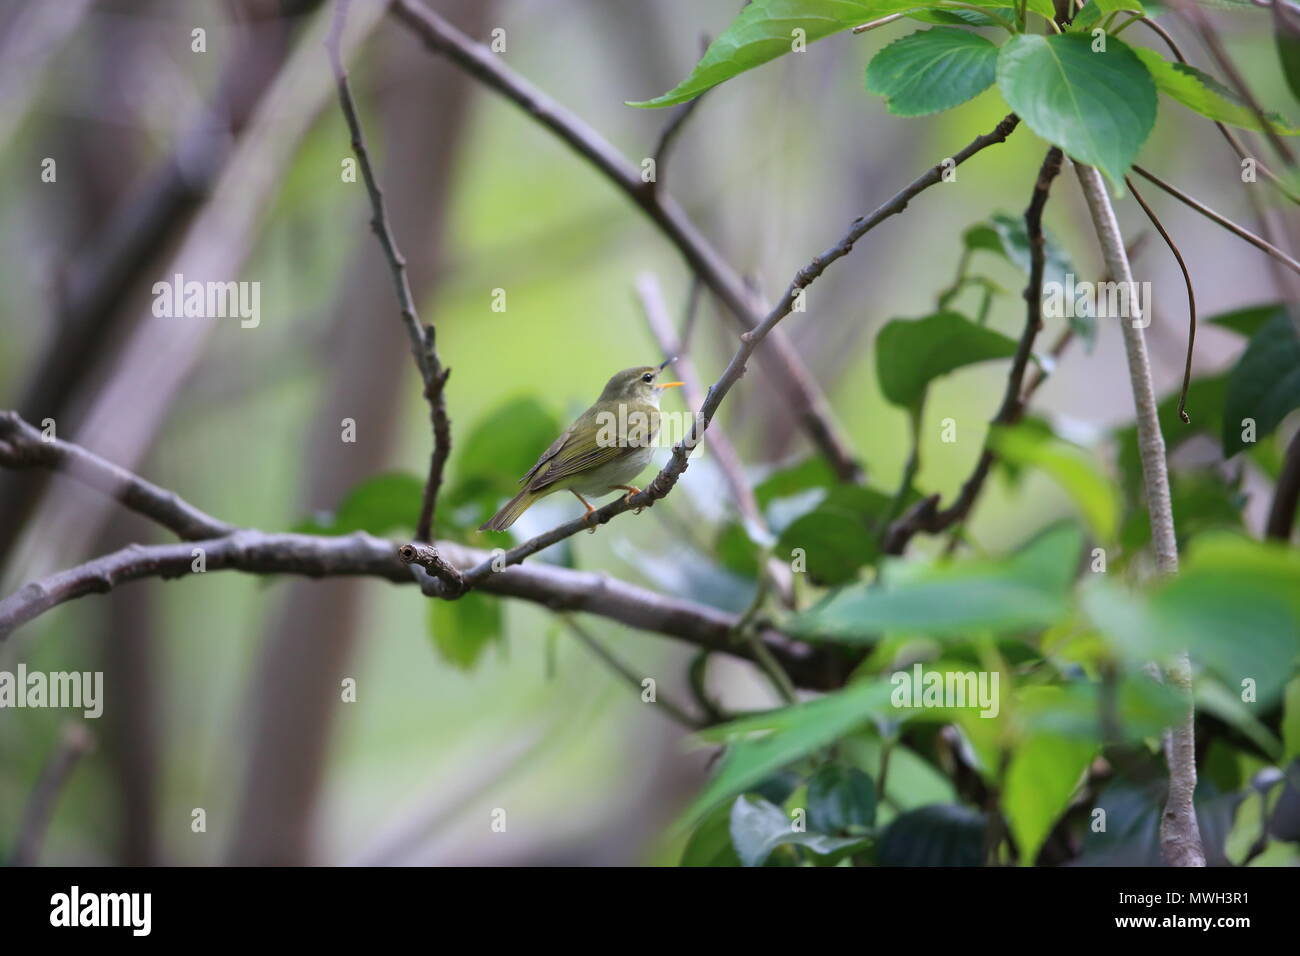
[522,404,641,493]
[519,426,573,486]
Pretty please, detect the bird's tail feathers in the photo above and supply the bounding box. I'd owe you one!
[479,487,539,532]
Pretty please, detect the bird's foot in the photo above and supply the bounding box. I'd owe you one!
[582,503,598,533]
[614,485,645,514]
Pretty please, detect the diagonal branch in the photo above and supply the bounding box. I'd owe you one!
[1131,165,1300,277]
[440,114,1022,590]
[0,411,234,541]
[389,0,863,482]
[327,0,451,542]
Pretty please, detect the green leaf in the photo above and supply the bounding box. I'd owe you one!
[730,795,866,867]
[807,764,878,833]
[875,311,1019,409]
[1002,712,1096,865]
[679,679,897,827]
[1221,311,1300,457]
[1070,1,1104,29]
[775,485,893,585]
[445,397,562,529]
[996,33,1156,186]
[715,521,762,578]
[866,28,998,117]
[755,456,838,509]
[989,423,1120,543]
[1092,0,1144,12]
[680,801,742,866]
[971,212,1093,347]
[1134,49,1299,135]
[790,523,1082,642]
[297,472,424,536]
[877,803,985,866]
[908,5,1015,27]
[427,590,502,670]
[1277,0,1300,104]
[1085,537,1300,703]
[1283,676,1300,762]
[629,0,924,109]
[1210,303,1289,339]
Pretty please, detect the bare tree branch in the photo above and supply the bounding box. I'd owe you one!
[0,411,234,540]
[1075,161,1205,868]
[0,529,848,691]
[327,0,451,542]
[388,0,866,481]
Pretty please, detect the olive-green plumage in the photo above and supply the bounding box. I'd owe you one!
[480,363,683,532]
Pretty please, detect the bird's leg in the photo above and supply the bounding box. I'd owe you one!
[612,485,646,515]
[571,490,599,533]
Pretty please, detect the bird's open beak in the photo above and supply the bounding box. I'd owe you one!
[657,381,684,389]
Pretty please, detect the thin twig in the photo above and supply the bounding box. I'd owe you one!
[884,146,1063,555]
[388,0,865,481]
[1126,178,1197,424]
[851,12,906,32]
[561,616,700,728]
[634,273,794,606]
[446,115,1021,589]
[1075,161,1205,868]
[10,723,94,866]
[1131,165,1300,277]
[327,0,452,542]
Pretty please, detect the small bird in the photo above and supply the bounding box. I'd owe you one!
[480,361,684,532]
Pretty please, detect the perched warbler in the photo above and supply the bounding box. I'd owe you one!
[479,361,684,532]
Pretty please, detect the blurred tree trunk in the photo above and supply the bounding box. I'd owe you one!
[99,511,161,865]
[226,0,490,865]
[0,0,317,568]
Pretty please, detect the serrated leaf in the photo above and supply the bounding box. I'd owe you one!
[630,0,927,108]
[1135,48,1299,135]
[1222,311,1300,457]
[866,27,998,117]
[997,33,1156,186]
[875,311,1019,409]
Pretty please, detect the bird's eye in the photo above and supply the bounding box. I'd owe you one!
[641,373,653,383]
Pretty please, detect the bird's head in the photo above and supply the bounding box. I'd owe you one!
[598,360,683,406]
